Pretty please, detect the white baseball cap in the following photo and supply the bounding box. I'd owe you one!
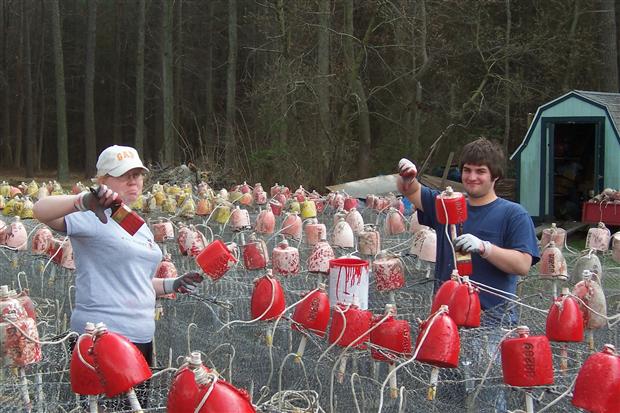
[96,145,149,177]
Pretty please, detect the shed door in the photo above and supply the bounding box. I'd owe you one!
[545,119,604,221]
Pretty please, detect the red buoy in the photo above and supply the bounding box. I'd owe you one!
[500,326,554,387]
[370,305,412,362]
[250,270,286,321]
[167,352,211,413]
[70,323,104,396]
[435,187,467,225]
[572,344,620,413]
[546,288,584,343]
[448,276,481,328]
[414,306,460,369]
[292,284,330,337]
[431,272,460,314]
[328,302,372,349]
[91,324,152,398]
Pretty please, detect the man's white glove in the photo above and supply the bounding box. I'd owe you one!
[163,271,204,294]
[454,234,493,258]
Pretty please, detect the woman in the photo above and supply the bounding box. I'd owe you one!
[33,145,202,364]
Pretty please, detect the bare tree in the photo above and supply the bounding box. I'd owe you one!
[317,0,331,181]
[50,0,69,181]
[162,0,174,165]
[24,1,34,177]
[134,0,145,157]
[84,0,97,177]
[343,0,374,178]
[599,0,618,91]
[0,0,10,164]
[225,0,237,166]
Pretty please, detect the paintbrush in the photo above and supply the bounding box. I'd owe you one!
[90,188,145,236]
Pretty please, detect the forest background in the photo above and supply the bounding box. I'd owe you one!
[1,0,619,189]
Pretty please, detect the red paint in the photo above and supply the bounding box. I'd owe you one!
[167,364,211,413]
[92,329,152,397]
[307,240,335,274]
[370,315,412,362]
[435,191,467,225]
[448,280,481,328]
[0,315,42,367]
[193,376,255,413]
[455,252,473,276]
[343,197,358,211]
[250,275,286,321]
[330,258,368,303]
[292,288,330,337]
[431,277,460,313]
[414,309,460,368]
[500,327,554,387]
[155,256,178,299]
[272,240,300,275]
[328,304,372,349]
[255,208,275,234]
[546,294,584,342]
[372,256,405,291]
[242,240,269,271]
[572,344,620,413]
[195,240,238,281]
[70,335,104,395]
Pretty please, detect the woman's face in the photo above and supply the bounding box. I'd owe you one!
[99,168,145,204]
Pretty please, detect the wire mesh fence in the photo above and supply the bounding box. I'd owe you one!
[1,206,619,412]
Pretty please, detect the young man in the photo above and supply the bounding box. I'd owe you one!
[398,137,539,324]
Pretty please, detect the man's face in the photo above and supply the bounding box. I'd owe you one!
[461,163,496,199]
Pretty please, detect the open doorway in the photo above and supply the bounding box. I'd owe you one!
[553,123,596,220]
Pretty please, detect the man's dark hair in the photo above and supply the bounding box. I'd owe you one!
[458,137,505,181]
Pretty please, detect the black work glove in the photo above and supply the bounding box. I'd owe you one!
[74,185,118,223]
[163,271,204,294]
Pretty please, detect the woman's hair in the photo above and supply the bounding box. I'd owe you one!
[458,137,505,181]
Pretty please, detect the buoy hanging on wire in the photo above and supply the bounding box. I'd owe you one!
[370,304,411,399]
[291,283,330,362]
[572,344,620,413]
[414,305,460,400]
[545,287,584,371]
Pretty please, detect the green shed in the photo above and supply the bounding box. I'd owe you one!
[510,90,620,222]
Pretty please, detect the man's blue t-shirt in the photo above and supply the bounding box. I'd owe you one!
[418,186,540,312]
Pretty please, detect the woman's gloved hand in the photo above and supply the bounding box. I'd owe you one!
[74,185,118,223]
[163,271,204,294]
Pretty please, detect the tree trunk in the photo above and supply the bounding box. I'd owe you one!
[84,0,97,177]
[24,1,34,178]
[174,0,183,161]
[562,0,581,91]
[205,1,214,138]
[276,0,288,146]
[599,0,618,91]
[503,0,511,168]
[112,0,122,144]
[1,0,12,165]
[14,1,24,169]
[162,0,174,165]
[317,0,331,181]
[343,0,371,178]
[225,0,237,166]
[134,0,145,157]
[50,0,69,181]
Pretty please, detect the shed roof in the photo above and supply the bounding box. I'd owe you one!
[510,90,620,160]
